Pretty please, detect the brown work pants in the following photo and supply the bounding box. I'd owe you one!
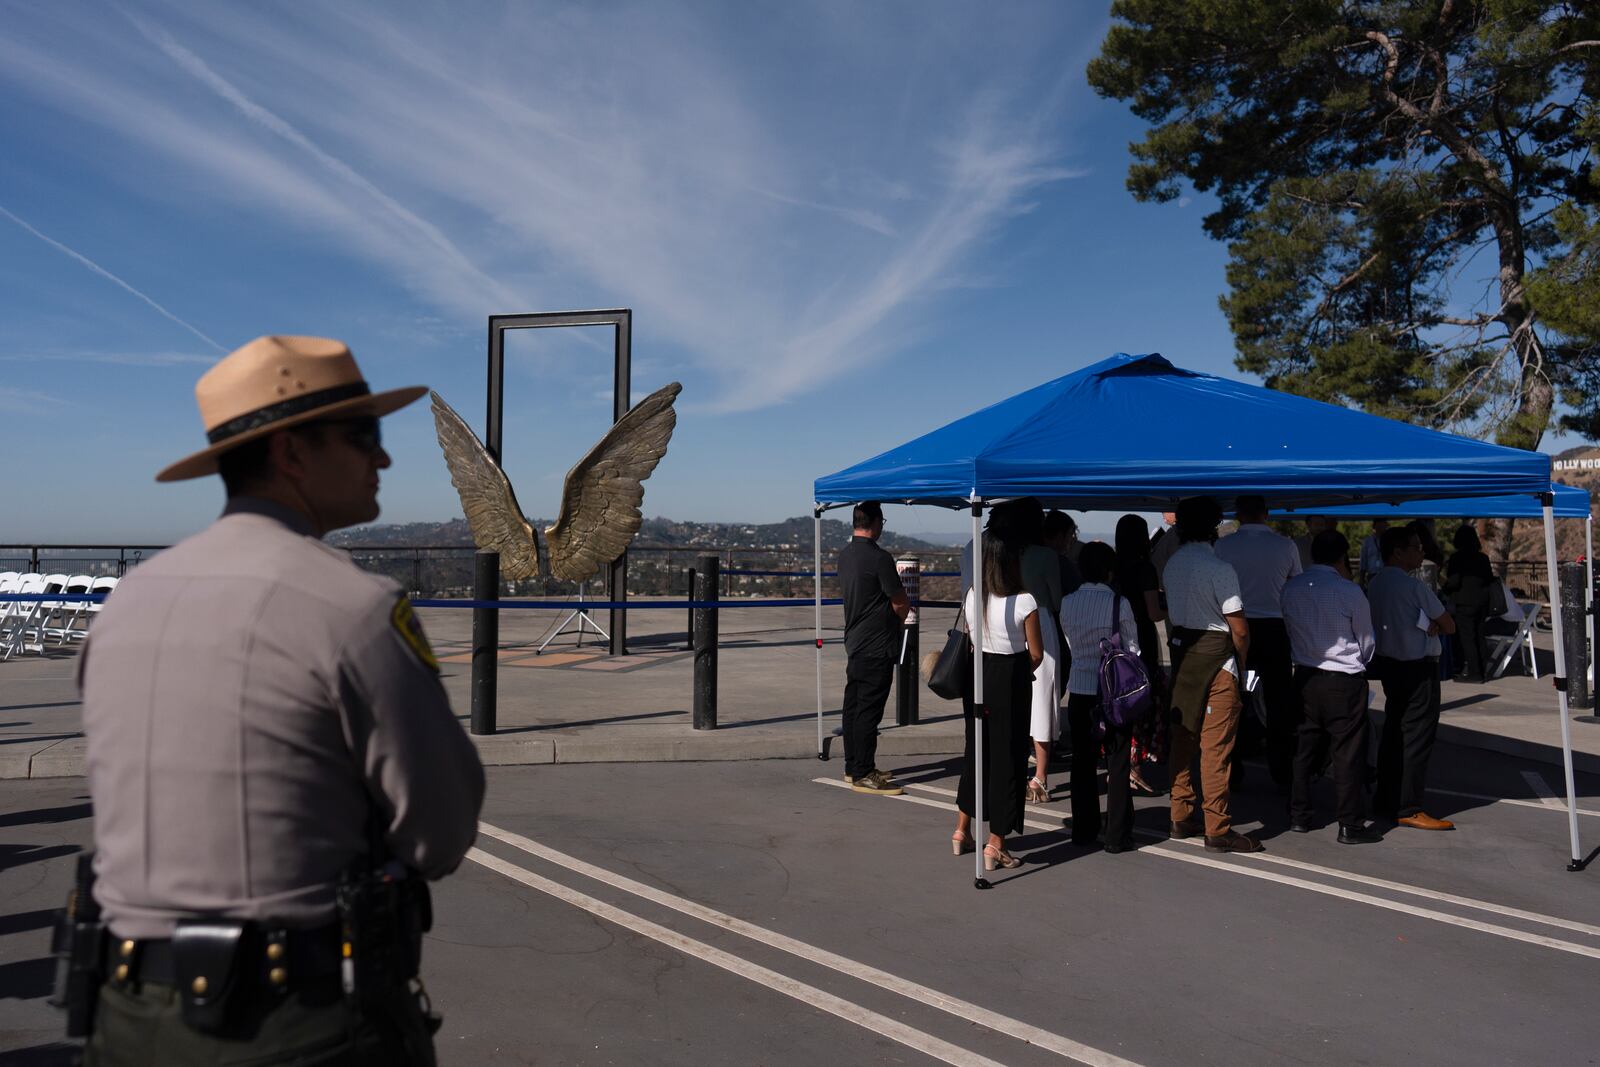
[1168,668,1241,837]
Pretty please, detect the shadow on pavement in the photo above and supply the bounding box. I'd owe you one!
[0,803,92,829]
[0,909,60,938]
[0,956,58,1000]
[0,844,80,873]
[0,1044,81,1066]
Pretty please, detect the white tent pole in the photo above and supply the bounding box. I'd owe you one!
[1541,498,1583,871]
[815,506,824,759]
[970,495,987,888]
[1587,515,1595,700]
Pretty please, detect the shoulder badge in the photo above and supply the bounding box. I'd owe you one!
[390,596,439,671]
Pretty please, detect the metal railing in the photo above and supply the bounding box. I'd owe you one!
[0,543,964,600]
[0,543,1572,605]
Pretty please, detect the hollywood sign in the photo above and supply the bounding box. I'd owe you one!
[1554,458,1600,471]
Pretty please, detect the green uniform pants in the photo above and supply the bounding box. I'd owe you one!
[83,976,436,1066]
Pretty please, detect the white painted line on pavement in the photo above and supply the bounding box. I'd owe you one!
[816,779,1600,958]
[1427,786,1600,818]
[1519,770,1567,810]
[894,780,1600,939]
[477,823,1144,1067]
[1146,845,1600,960]
[467,847,1036,1067]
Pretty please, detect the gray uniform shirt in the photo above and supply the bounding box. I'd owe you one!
[80,497,486,938]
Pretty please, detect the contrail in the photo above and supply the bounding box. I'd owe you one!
[128,14,523,311]
[0,203,226,352]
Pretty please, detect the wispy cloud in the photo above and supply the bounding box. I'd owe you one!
[0,2,1082,411]
[123,10,523,314]
[0,386,69,413]
[0,203,226,352]
[0,348,215,367]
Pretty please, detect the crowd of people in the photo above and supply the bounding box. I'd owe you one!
[836,494,1506,869]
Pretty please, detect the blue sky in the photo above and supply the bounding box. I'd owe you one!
[1,2,1583,545]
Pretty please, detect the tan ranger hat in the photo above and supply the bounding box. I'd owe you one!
[157,335,426,482]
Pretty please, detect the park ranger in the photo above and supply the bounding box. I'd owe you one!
[70,335,485,1064]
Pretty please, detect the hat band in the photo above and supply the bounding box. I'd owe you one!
[206,382,372,445]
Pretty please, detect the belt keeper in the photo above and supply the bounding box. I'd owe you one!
[263,929,289,996]
[113,938,136,985]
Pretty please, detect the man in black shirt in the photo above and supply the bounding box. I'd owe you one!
[837,501,911,795]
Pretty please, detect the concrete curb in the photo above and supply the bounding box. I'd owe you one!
[3,724,969,779]
[8,716,1595,780]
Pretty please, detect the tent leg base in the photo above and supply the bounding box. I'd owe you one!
[1567,845,1600,872]
[974,878,992,890]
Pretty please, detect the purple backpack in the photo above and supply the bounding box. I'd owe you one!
[1097,594,1156,727]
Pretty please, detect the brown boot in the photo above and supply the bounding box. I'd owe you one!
[1169,818,1204,840]
[1204,830,1264,854]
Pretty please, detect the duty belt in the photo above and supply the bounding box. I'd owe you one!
[109,922,342,992]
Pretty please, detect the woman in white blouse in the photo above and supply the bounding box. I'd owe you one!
[953,529,1044,870]
[1059,541,1142,853]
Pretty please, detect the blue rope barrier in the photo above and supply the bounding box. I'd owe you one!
[410,597,844,610]
[722,569,960,578]
[726,569,840,577]
[0,593,106,602]
[0,594,858,608]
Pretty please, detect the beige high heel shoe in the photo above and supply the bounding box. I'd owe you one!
[983,844,1021,871]
[1025,776,1048,804]
[951,831,975,855]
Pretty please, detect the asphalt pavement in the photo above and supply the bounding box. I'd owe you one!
[4,740,1598,1065]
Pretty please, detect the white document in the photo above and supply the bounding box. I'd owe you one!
[1416,608,1432,633]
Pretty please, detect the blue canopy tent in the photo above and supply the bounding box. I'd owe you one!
[813,354,1582,880]
[1270,483,1590,519]
[1272,483,1595,721]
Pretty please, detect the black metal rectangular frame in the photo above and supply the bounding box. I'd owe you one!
[486,310,632,656]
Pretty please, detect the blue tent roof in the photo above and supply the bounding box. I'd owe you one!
[1271,483,1590,520]
[814,353,1553,511]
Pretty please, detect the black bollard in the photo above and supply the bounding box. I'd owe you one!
[471,550,500,735]
[1561,561,1591,710]
[895,556,920,726]
[693,554,719,730]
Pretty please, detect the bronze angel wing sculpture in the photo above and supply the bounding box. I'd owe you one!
[430,382,682,582]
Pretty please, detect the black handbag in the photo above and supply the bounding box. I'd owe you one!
[1488,578,1509,618]
[926,627,972,700]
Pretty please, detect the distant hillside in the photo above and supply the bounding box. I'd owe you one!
[331,515,948,553]
[1499,445,1597,562]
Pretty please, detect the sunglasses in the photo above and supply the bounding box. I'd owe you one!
[302,417,383,455]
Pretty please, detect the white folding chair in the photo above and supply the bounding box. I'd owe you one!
[0,573,20,651]
[1,573,48,659]
[1489,603,1541,680]
[53,574,96,645]
[31,573,71,648]
[83,575,118,634]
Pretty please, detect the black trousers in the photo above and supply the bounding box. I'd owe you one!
[842,654,894,779]
[85,973,435,1066]
[1290,667,1369,827]
[1239,618,1295,786]
[1066,691,1132,847]
[1455,602,1491,681]
[1373,656,1440,818]
[957,651,1031,837]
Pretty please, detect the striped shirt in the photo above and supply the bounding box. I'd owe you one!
[1059,582,1141,695]
[1280,565,1375,674]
